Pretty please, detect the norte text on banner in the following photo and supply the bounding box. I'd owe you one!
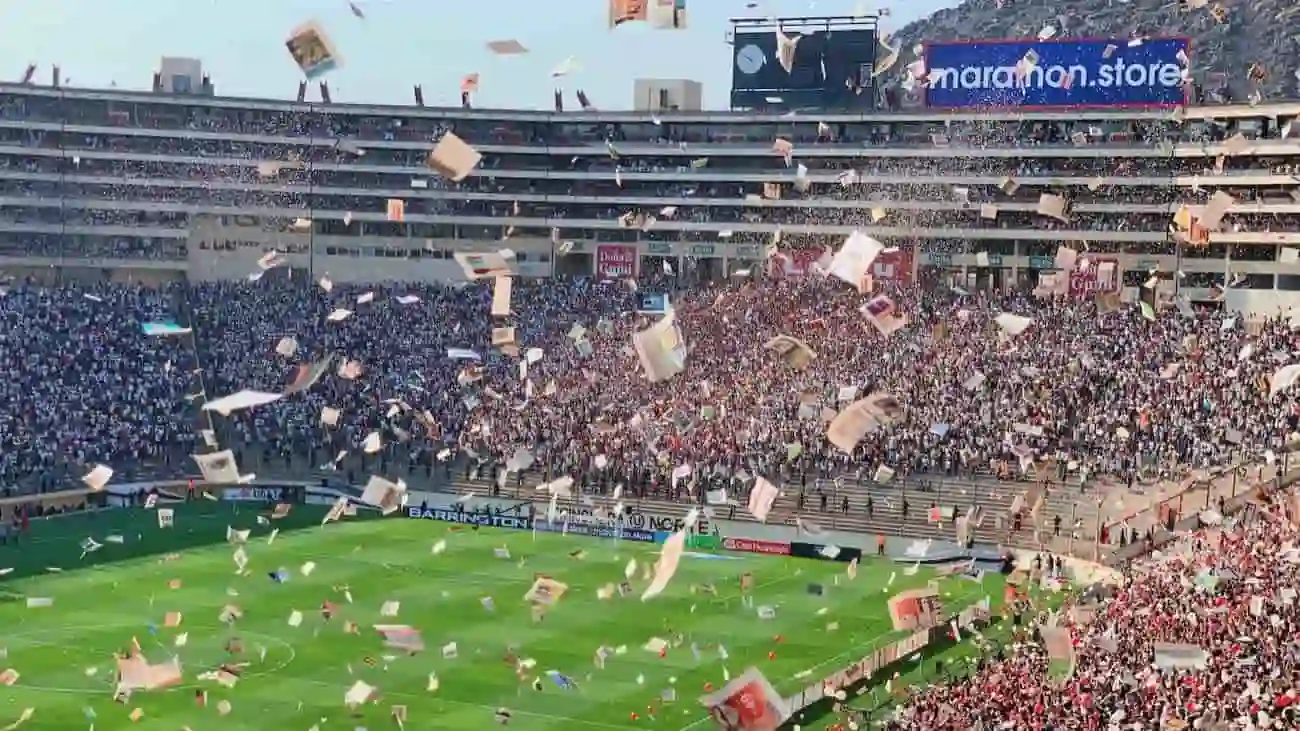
[559,505,711,534]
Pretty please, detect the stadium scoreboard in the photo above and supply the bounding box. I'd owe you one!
[728,15,879,111]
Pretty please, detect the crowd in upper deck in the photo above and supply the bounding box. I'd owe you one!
[0,94,1293,269]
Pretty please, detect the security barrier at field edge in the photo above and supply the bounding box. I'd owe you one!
[0,490,378,583]
[93,478,363,506]
[714,530,998,726]
[781,595,994,723]
[0,479,366,521]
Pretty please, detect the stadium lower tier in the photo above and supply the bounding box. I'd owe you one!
[0,228,1295,309]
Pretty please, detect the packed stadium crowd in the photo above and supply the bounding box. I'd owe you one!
[0,281,197,496]
[888,487,1300,729]
[1,4,1299,727]
[0,97,1291,269]
[2,264,1296,501]
[0,91,1249,147]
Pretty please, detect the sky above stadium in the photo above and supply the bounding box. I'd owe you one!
[0,0,954,109]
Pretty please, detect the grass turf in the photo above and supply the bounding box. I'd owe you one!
[0,516,1005,731]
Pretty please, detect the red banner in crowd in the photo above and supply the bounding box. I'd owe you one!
[870,247,914,284]
[595,244,638,279]
[770,248,914,284]
[1069,256,1121,296]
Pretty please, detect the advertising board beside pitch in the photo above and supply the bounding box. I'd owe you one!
[407,506,532,530]
[532,520,660,543]
[223,486,286,502]
[924,37,1190,109]
[723,536,792,555]
[561,505,710,534]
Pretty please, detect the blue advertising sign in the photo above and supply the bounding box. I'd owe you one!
[638,293,671,315]
[924,37,1189,109]
[532,520,661,543]
[405,505,665,543]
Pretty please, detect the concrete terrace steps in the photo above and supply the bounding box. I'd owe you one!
[446,473,1086,552]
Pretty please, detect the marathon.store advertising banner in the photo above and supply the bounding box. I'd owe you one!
[924,36,1190,109]
[637,293,671,315]
[770,248,914,283]
[595,244,638,279]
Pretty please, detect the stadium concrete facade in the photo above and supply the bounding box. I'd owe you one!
[0,84,1298,312]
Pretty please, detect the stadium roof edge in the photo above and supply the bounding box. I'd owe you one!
[2,83,1297,124]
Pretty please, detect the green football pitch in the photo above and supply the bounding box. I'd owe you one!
[0,516,1005,731]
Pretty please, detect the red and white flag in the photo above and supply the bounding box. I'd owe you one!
[699,667,791,731]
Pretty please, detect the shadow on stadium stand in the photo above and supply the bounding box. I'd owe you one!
[0,494,377,583]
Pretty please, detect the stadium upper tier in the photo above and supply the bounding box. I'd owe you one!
[1,84,1300,298]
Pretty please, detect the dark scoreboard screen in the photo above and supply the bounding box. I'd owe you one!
[730,27,877,109]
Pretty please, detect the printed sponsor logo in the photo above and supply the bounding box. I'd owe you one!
[1069,256,1121,296]
[722,537,791,555]
[638,293,670,314]
[595,244,638,279]
[406,507,531,530]
[533,520,658,543]
[557,506,709,535]
[925,37,1189,109]
[224,487,284,502]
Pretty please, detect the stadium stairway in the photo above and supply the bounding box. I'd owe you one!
[173,442,1092,554]
[444,471,1101,555]
[200,437,1260,561]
